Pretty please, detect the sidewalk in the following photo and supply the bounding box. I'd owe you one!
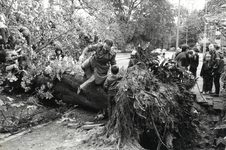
[194,77,225,111]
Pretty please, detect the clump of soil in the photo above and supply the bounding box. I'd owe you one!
[0,93,64,134]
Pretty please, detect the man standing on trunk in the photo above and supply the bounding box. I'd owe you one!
[77,39,116,94]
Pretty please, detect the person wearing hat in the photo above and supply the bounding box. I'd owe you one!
[208,44,220,95]
[189,48,199,77]
[78,39,116,94]
[211,45,224,97]
[200,48,212,94]
[181,44,189,52]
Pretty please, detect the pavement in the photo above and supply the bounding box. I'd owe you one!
[195,83,225,111]
[193,52,225,111]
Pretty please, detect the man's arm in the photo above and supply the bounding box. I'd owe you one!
[79,44,99,62]
[82,44,99,55]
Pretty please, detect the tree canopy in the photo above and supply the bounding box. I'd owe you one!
[0,0,177,51]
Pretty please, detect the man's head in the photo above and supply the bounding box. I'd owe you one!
[181,44,189,52]
[111,65,119,75]
[103,39,113,51]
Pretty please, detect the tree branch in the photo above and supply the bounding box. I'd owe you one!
[35,26,78,53]
[6,0,16,18]
[133,0,142,9]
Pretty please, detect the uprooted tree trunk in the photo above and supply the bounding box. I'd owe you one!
[80,61,198,150]
[0,49,108,110]
[35,73,108,110]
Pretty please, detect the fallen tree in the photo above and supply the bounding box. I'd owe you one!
[0,50,109,110]
[52,74,108,110]
[80,50,198,150]
[34,70,108,110]
[0,47,199,149]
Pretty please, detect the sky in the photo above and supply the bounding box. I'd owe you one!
[169,0,206,11]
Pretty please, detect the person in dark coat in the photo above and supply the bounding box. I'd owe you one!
[208,44,219,94]
[175,50,193,70]
[189,48,199,77]
[181,44,189,52]
[200,50,212,94]
[212,50,224,97]
[78,39,116,94]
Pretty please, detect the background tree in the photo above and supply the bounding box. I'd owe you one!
[207,0,226,15]
[179,10,204,47]
[78,0,175,50]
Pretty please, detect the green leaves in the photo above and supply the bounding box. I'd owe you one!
[6,74,18,82]
[21,73,33,92]
[36,88,54,100]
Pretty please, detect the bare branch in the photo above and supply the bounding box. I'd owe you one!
[35,26,78,53]
[133,0,142,9]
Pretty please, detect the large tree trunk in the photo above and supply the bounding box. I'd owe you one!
[0,48,108,110]
[36,73,108,110]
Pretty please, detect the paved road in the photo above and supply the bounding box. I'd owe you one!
[116,51,204,72]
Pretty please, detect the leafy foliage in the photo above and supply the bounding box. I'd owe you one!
[207,0,226,15]
[78,0,175,49]
[0,0,173,102]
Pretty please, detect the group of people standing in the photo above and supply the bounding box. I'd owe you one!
[173,44,225,97]
[200,44,224,97]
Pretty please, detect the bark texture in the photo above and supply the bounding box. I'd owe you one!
[36,74,108,110]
